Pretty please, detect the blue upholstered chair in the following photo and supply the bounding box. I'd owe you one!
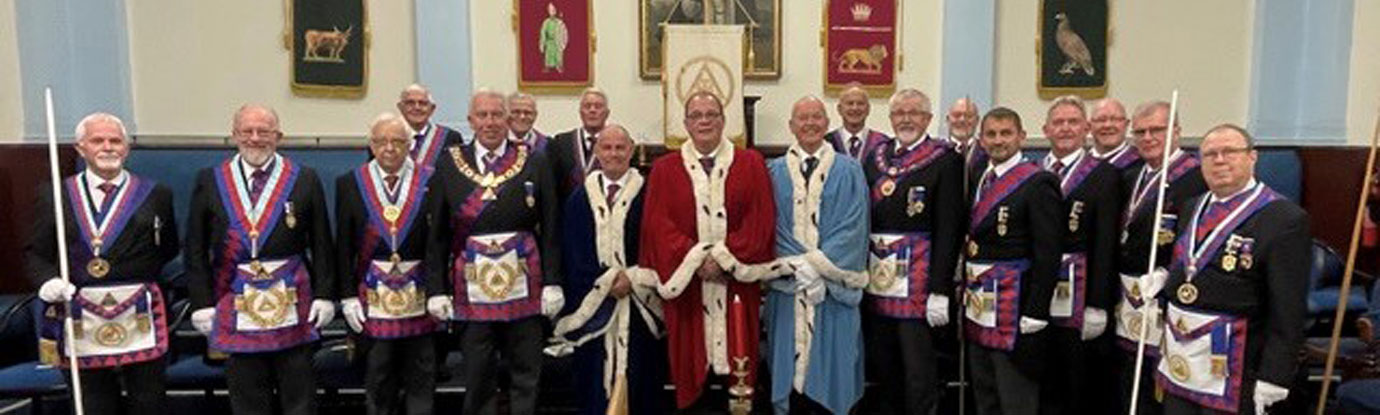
[1308,240,1371,317]
[1335,281,1380,414]
[0,295,67,409]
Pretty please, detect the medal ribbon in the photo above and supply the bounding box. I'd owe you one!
[66,174,152,255]
[871,138,949,201]
[356,162,433,253]
[215,155,299,259]
[1177,183,1277,284]
[969,163,1040,234]
[413,124,448,168]
[1124,152,1201,224]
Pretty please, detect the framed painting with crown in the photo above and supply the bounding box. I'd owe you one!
[823,0,897,97]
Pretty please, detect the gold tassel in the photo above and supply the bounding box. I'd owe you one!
[605,373,629,415]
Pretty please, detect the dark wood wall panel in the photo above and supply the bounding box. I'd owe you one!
[1298,147,1377,275]
[0,144,77,294]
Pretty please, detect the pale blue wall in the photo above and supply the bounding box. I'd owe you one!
[16,0,135,141]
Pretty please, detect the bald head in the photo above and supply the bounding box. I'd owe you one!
[837,84,871,133]
[1090,98,1129,152]
[790,95,829,153]
[595,123,634,180]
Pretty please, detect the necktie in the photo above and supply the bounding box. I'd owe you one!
[95,182,119,222]
[606,183,621,207]
[802,156,820,186]
[1195,196,1245,244]
[979,170,997,199]
[849,136,862,158]
[384,174,400,190]
[482,152,499,173]
[411,134,425,159]
[249,169,270,205]
[1051,160,1066,176]
[699,157,715,175]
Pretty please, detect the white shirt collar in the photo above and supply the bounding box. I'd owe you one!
[83,168,128,188]
[239,154,279,177]
[475,140,509,169]
[415,122,433,138]
[1090,141,1129,159]
[840,126,870,140]
[600,171,630,189]
[896,134,930,154]
[510,129,535,144]
[1209,178,1259,204]
[695,140,724,159]
[370,157,415,178]
[947,134,975,149]
[1044,148,1084,170]
[1146,148,1184,174]
[986,153,1024,178]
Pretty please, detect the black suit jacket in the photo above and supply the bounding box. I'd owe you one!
[334,168,437,299]
[1162,195,1309,387]
[862,139,966,295]
[184,158,335,310]
[967,164,1063,374]
[26,177,179,287]
[1119,162,1207,275]
[424,143,562,296]
[1059,159,1123,312]
[548,128,596,204]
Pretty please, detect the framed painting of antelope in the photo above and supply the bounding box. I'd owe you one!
[822,0,897,97]
[1037,0,1108,99]
[289,0,368,98]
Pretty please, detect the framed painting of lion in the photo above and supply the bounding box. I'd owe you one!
[823,0,897,97]
[289,0,368,98]
[1037,0,1108,99]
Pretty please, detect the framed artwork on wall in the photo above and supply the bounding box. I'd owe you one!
[288,0,368,99]
[1037,0,1109,99]
[823,0,897,97]
[640,0,781,80]
[515,0,594,94]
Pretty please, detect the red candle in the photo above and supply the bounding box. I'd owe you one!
[729,293,747,362]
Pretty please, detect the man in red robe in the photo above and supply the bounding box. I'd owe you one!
[640,91,777,412]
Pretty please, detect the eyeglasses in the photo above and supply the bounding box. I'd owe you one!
[686,111,723,121]
[1091,116,1126,124]
[891,109,931,119]
[1131,126,1168,137]
[400,99,432,108]
[370,138,411,149]
[1201,146,1251,160]
[234,129,281,138]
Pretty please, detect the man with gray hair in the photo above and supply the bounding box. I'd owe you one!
[425,89,564,415]
[946,97,987,170]
[550,87,611,202]
[186,104,337,415]
[861,88,966,414]
[1038,95,1122,415]
[397,83,466,167]
[507,92,549,153]
[827,84,888,160]
[548,123,670,414]
[27,112,179,414]
[1114,100,1205,415]
[336,113,441,415]
[1088,98,1142,171]
[763,95,871,414]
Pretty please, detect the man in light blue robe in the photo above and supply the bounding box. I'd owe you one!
[764,96,871,414]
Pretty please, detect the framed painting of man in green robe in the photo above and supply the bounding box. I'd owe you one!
[516,0,593,94]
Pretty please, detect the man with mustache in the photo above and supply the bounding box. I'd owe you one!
[860,88,965,414]
[548,124,669,415]
[827,84,888,161]
[27,112,179,414]
[1036,96,1122,415]
[424,89,564,415]
[397,84,466,167]
[336,113,441,415]
[549,88,611,202]
[639,91,776,413]
[507,92,549,153]
[1155,124,1307,415]
[1088,98,1143,172]
[186,104,337,415]
[1114,101,1206,415]
[964,107,1061,415]
[762,96,870,414]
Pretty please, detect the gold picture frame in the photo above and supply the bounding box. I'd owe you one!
[639,0,781,80]
[286,0,370,99]
[513,0,596,94]
[1036,0,1109,100]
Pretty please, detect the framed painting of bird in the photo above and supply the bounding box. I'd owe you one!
[1037,0,1108,99]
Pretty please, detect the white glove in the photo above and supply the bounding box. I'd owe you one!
[38,278,77,303]
[792,259,820,284]
[793,260,825,305]
[1019,316,1049,334]
[341,297,366,333]
[427,295,453,321]
[1081,307,1108,340]
[542,286,565,318]
[926,295,951,327]
[1144,267,1169,298]
[1254,380,1289,415]
[307,299,336,329]
[191,307,215,335]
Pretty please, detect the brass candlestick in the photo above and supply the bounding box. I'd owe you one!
[728,356,753,415]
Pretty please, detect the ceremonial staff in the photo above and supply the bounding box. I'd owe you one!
[44,87,87,415]
[1127,89,1178,415]
[955,94,972,415]
[1314,108,1380,415]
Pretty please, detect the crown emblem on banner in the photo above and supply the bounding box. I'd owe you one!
[851,3,873,22]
